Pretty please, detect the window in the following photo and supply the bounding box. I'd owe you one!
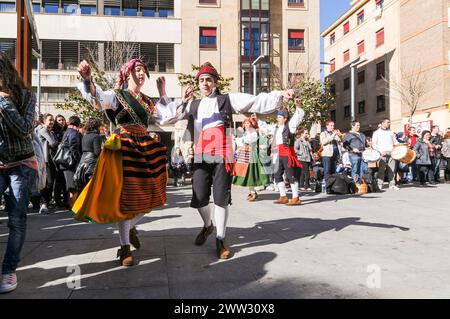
[142,8,156,16]
[377,95,386,112]
[46,88,69,102]
[123,0,137,16]
[344,77,350,90]
[330,33,335,45]
[199,0,217,4]
[0,2,16,12]
[357,40,365,55]
[358,70,365,84]
[376,28,384,47]
[357,10,365,25]
[32,3,40,12]
[376,61,385,80]
[80,5,96,15]
[288,0,305,7]
[331,110,336,122]
[63,1,78,14]
[343,21,350,35]
[376,0,384,9]
[104,6,120,16]
[43,1,59,13]
[288,73,304,85]
[343,49,350,63]
[358,101,366,114]
[344,105,350,118]
[288,29,305,51]
[330,83,336,95]
[358,10,364,25]
[330,58,335,72]
[200,27,217,49]
[0,39,16,61]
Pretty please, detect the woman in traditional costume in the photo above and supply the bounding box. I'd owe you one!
[74,59,170,266]
[232,117,269,201]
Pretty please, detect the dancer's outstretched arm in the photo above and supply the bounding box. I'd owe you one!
[76,60,115,111]
[228,89,295,115]
[288,108,305,134]
[154,76,193,125]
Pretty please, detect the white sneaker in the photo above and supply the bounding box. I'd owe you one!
[0,273,17,294]
[266,185,275,191]
[39,204,49,214]
[390,185,400,191]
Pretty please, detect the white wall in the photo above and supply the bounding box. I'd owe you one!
[0,13,181,43]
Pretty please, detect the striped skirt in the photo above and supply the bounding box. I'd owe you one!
[119,125,167,214]
[72,125,167,224]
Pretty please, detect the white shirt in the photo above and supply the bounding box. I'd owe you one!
[260,108,305,146]
[77,82,170,125]
[157,90,285,144]
[372,128,399,153]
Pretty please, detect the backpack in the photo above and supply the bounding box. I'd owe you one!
[327,173,356,194]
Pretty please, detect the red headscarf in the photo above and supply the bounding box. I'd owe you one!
[117,58,149,89]
[241,117,258,130]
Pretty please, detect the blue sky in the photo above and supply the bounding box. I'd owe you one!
[320,0,351,75]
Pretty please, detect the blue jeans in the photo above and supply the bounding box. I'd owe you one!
[434,157,441,181]
[322,155,337,185]
[349,154,363,183]
[0,165,36,275]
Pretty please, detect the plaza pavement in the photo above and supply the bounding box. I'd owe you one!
[1,183,449,299]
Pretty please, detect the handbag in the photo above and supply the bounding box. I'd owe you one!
[53,141,75,169]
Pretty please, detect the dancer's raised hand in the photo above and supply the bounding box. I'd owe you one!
[156,76,166,97]
[77,60,92,81]
[282,89,295,101]
[182,85,194,104]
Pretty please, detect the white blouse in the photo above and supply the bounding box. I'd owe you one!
[77,82,176,125]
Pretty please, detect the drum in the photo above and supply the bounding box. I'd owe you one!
[362,149,381,163]
[391,144,417,164]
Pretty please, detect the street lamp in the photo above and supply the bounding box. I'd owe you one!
[252,55,265,95]
[350,58,367,123]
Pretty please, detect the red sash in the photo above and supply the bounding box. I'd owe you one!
[279,145,302,168]
[195,126,235,173]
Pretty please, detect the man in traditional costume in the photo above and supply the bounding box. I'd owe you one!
[261,100,305,206]
[156,62,295,259]
[232,117,269,201]
[75,59,173,266]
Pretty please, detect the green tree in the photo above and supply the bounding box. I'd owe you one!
[55,63,109,122]
[270,70,334,131]
[177,64,234,99]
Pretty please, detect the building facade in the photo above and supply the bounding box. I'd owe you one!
[0,0,320,149]
[322,0,450,134]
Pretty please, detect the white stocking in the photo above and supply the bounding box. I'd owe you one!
[130,213,146,228]
[291,182,299,199]
[198,205,212,228]
[214,205,229,240]
[118,219,131,246]
[277,182,287,197]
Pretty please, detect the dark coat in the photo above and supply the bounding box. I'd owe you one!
[413,139,432,165]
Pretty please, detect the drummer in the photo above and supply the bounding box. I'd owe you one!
[372,118,400,191]
[343,121,367,185]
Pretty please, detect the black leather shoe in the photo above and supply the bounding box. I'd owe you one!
[216,238,231,259]
[195,222,214,246]
[129,226,140,250]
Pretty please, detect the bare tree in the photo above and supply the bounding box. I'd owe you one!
[56,23,139,122]
[269,54,334,130]
[87,22,138,89]
[383,66,427,125]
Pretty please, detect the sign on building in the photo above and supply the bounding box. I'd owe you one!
[404,120,433,136]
